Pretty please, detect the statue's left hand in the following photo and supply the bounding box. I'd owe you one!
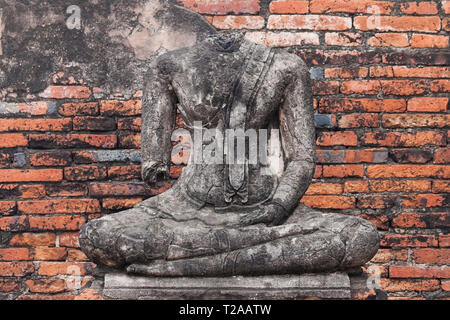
[239,203,288,227]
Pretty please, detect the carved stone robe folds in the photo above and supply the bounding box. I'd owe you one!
[79,34,379,277]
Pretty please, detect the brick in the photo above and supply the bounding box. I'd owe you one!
[362,131,445,147]
[316,131,358,146]
[0,201,16,215]
[363,214,389,230]
[367,165,449,178]
[179,0,260,14]
[100,100,141,116]
[433,180,450,193]
[9,233,56,247]
[381,279,439,292]
[371,249,408,263]
[324,67,368,78]
[340,80,381,95]
[301,195,355,209]
[59,232,80,248]
[338,113,379,128]
[29,134,117,149]
[442,280,450,291]
[390,149,433,164]
[39,86,91,99]
[32,248,67,261]
[444,1,450,14]
[359,213,388,230]
[440,234,450,247]
[381,234,438,248]
[0,101,53,115]
[0,216,28,232]
[72,150,140,164]
[0,248,30,261]
[305,183,342,195]
[28,216,85,231]
[393,66,450,78]
[67,249,89,261]
[73,116,116,131]
[344,180,369,193]
[38,262,95,276]
[324,33,363,47]
[357,195,395,209]
[354,16,440,32]
[380,80,427,96]
[400,2,438,14]
[368,33,409,47]
[18,185,46,199]
[30,151,71,167]
[344,149,388,163]
[413,249,450,264]
[382,114,449,128]
[107,165,141,180]
[323,165,364,178]
[102,198,143,210]
[0,278,21,292]
[245,31,320,46]
[118,132,141,148]
[387,296,425,300]
[408,97,448,112]
[382,51,447,66]
[46,183,88,197]
[64,165,107,181]
[312,81,340,95]
[0,118,72,132]
[0,133,28,148]
[309,0,394,14]
[401,194,446,208]
[0,152,12,167]
[434,148,450,164]
[89,182,147,197]
[26,279,66,293]
[411,34,449,48]
[269,1,308,13]
[117,117,141,131]
[268,15,351,30]
[370,180,431,193]
[212,16,265,30]
[0,262,34,276]
[392,212,449,229]
[390,265,450,279]
[430,80,450,93]
[59,102,98,116]
[18,199,100,215]
[318,98,406,113]
[298,49,382,66]
[315,150,345,163]
[0,169,62,182]
[369,66,394,78]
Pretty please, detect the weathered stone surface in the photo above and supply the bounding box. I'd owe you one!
[103,272,351,300]
[0,0,215,96]
[79,5,379,279]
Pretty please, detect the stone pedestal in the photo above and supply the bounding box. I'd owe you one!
[102,272,351,300]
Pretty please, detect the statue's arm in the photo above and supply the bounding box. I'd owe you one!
[141,60,177,185]
[271,62,316,215]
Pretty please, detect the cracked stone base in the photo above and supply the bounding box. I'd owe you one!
[102,272,351,300]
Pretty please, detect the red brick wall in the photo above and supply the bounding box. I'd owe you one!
[0,0,449,300]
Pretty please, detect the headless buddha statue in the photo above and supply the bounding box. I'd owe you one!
[79,33,379,277]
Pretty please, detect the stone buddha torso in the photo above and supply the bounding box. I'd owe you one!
[79,34,379,277]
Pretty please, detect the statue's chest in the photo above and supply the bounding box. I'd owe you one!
[173,47,278,129]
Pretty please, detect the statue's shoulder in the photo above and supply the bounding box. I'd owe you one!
[270,47,308,74]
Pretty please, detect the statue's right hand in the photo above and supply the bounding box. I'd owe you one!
[142,161,169,187]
